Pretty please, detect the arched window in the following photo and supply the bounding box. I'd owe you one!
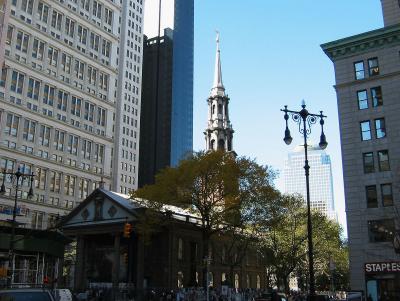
[234,273,239,289]
[208,272,214,287]
[212,105,215,114]
[210,139,215,150]
[218,139,225,150]
[256,275,261,289]
[218,104,223,114]
[221,273,227,283]
[177,271,184,288]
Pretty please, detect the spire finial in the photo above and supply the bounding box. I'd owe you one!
[211,30,224,95]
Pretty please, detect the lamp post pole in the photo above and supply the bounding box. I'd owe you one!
[0,168,35,287]
[281,101,327,301]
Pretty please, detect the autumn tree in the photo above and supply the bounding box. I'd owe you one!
[131,150,277,287]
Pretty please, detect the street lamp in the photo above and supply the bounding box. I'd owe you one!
[281,101,327,301]
[0,167,35,287]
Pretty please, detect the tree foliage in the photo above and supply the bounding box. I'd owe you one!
[131,150,278,286]
[258,193,349,293]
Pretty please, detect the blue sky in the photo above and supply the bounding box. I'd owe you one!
[145,1,384,235]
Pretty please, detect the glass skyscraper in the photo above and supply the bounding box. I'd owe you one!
[140,0,194,186]
[170,0,194,166]
[283,144,336,220]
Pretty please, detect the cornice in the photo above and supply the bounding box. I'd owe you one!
[321,24,400,62]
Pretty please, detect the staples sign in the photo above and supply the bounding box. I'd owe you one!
[365,262,400,274]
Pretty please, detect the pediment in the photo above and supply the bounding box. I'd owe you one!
[61,189,138,228]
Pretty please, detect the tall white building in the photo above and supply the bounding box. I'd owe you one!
[283,144,336,220]
[0,0,144,229]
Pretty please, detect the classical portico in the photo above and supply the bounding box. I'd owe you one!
[61,189,145,293]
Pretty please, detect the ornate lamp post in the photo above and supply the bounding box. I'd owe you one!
[0,168,35,287]
[281,101,327,300]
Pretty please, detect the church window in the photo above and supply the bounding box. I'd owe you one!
[212,105,215,115]
[210,139,215,150]
[218,104,222,114]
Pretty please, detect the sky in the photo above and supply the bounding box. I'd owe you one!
[144,0,384,236]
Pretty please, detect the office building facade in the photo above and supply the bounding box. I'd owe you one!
[322,1,400,299]
[139,29,173,187]
[0,0,10,67]
[0,0,144,229]
[283,145,336,220]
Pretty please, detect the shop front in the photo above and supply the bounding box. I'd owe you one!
[365,262,400,301]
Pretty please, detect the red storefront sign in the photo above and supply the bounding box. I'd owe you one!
[365,262,400,274]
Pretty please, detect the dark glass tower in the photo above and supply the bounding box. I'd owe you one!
[139,0,193,187]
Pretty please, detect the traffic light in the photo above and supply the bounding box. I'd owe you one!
[123,222,132,238]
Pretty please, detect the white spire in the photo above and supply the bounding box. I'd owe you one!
[211,31,225,96]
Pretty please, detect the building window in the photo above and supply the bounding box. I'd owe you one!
[11,71,25,94]
[23,119,36,142]
[97,107,106,126]
[64,175,76,196]
[84,102,95,122]
[178,238,183,260]
[357,90,368,110]
[363,152,374,173]
[81,139,92,159]
[43,85,55,106]
[5,113,20,136]
[354,61,365,80]
[368,57,379,76]
[378,150,390,171]
[27,78,40,100]
[381,184,393,207]
[360,121,371,141]
[53,130,65,151]
[16,30,30,53]
[375,118,386,139]
[51,10,63,31]
[38,2,49,23]
[35,167,47,190]
[57,90,68,111]
[38,125,50,147]
[61,54,72,74]
[79,179,89,199]
[368,219,395,243]
[371,87,383,107]
[65,18,75,38]
[71,96,82,117]
[366,185,377,208]
[0,159,15,183]
[67,135,79,155]
[50,171,61,193]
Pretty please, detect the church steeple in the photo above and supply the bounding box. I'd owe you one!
[204,32,234,153]
[211,32,225,97]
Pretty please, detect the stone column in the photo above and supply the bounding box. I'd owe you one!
[74,236,85,291]
[112,233,121,289]
[135,235,144,301]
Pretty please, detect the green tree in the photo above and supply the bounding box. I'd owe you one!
[259,193,349,294]
[131,150,277,287]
